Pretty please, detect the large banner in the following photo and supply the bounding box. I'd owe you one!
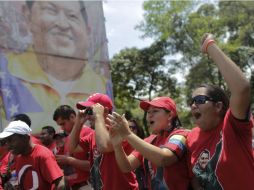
[0,1,113,133]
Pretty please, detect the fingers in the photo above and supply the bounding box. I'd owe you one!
[107,112,124,128]
[112,112,122,119]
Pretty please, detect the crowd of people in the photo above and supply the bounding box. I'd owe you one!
[0,34,254,190]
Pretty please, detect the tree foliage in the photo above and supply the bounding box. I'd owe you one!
[110,0,254,129]
[138,0,254,117]
[111,40,178,109]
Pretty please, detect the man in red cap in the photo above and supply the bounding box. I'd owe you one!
[69,93,138,190]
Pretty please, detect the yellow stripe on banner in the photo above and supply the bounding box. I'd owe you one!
[169,135,186,144]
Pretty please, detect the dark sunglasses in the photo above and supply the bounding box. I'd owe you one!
[188,95,215,106]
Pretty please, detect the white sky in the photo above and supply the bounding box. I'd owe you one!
[103,0,153,58]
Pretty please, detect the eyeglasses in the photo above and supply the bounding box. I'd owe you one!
[188,95,215,106]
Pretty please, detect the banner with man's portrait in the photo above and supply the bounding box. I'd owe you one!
[0,1,113,132]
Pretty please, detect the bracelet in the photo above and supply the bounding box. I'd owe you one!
[205,39,215,53]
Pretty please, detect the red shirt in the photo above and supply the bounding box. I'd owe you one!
[15,144,63,190]
[0,151,10,174]
[58,126,93,187]
[31,135,42,145]
[46,142,57,155]
[0,151,10,189]
[187,110,254,190]
[132,128,190,190]
[80,131,138,190]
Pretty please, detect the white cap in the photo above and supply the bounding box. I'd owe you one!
[0,120,32,139]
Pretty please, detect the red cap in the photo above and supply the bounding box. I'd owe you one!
[76,93,113,111]
[139,97,177,117]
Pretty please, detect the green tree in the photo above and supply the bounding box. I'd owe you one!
[136,0,254,125]
[111,40,179,135]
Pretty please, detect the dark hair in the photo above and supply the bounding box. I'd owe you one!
[164,109,182,129]
[128,119,145,139]
[42,126,56,135]
[53,105,76,121]
[172,116,182,129]
[198,84,229,117]
[26,1,89,27]
[53,131,68,139]
[201,149,210,156]
[11,113,31,127]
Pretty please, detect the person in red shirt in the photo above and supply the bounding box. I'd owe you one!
[0,120,64,189]
[108,97,190,190]
[1,113,42,189]
[69,93,139,190]
[11,113,42,145]
[186,33,254,190]
[53,131,68,155]
[39,125,57,154]
[53,105,93,189]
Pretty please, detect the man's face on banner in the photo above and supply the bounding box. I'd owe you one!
[28,1,89,59]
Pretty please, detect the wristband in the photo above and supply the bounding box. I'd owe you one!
[205,40,215,53]
[201,34,216,54]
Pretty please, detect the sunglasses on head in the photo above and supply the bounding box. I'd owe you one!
[188,95,215,106]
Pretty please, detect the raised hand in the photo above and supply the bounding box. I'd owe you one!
[76,109,89,126]
[201,33,215,54]
[107,112,132,139]
[92,103,105,117]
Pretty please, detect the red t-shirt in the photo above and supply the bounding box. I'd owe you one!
[79,131,139,190]
[0,151,11,189]
[46,142,57,155]
[0,151,10,174]
[31,135,42,145]
[15,144,63,190]
[132,128,190,190]
[187,110,254,190]
[58,126,93,187]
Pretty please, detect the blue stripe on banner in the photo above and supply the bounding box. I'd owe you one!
[0,54,43,120]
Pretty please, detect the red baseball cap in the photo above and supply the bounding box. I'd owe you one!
[76,93,113,112]
[139,97,177,117]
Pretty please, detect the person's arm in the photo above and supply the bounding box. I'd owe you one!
[114,144,141,173]
[93,103,113,153]
[202,34,251,119]
[108,113,178,167]
[55,155,90,171]
[127,134,177,167]
[109,128,141,172]
[69,110,88,154]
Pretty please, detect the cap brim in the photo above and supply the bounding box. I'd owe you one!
[140,101,165,111]
[0,131,14,139]
[76,101,95,109]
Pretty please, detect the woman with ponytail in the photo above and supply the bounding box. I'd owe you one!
[108,97,191,190]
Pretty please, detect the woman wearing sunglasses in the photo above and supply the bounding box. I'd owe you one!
[187,33,254,190]
[108,97,191,190]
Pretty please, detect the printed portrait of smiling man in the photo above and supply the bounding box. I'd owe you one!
[0,1,108,132]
